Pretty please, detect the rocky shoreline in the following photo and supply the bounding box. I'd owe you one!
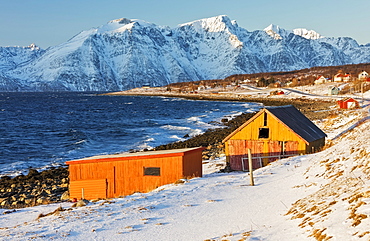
[0,167,69,210]
[0,96,336,210]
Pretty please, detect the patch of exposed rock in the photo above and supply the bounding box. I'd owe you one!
[0,167,69,209]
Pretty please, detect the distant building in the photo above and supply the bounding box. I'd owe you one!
[358,70,369,80]
[329,86,339,95]
[337,97,360,109]
[273,81,282,88]
[334,73,351,82]
[314,76,327,84]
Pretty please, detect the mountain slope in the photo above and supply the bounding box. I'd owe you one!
[1,15,369,91]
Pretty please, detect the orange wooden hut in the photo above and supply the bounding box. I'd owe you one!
[66,147,204,200]
[222,105,326,171]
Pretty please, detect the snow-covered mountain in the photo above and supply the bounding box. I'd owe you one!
[1,15,369,91]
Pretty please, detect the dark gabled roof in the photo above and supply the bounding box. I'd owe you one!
[265,105,326,143]
[223,105,326,144]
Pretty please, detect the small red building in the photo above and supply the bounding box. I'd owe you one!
[66,147,204,200]
[337,97,360,109]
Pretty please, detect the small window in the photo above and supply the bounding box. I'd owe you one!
[258,128,269,139]
[144,167,160,176]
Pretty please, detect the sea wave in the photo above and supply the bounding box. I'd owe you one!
[161,125,191,131]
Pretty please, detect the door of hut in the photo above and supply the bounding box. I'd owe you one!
[285,141,298,156]
[228,139,247,170]
[267,141,298,163]
[347,101,356,109]
[244,140,264,170]
[268,141,282,163]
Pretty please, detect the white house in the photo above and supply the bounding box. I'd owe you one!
[314,76,327,84]
[334,73,351,82]
[358,71,369,80]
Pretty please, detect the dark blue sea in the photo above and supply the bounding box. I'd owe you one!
[0,92,262,176]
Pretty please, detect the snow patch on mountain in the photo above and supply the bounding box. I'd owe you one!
[293,28,323,39]
[264,24,323,40]
[264,24,284,40]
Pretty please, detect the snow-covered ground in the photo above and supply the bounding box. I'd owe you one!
[1,94,369,240]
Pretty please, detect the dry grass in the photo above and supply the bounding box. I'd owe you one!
[36,206,65,219]
[309,228,332,240]
[174,179,187,184]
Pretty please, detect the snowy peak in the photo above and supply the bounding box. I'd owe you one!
[264,24,285,40]
[97,18,156,34]
[179,15,237,33]
[109,18,132,25]
[27,43,41,51]
[293,28,323,40]
[264,24,323,40]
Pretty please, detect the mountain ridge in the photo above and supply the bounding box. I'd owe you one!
[1,15,369,91]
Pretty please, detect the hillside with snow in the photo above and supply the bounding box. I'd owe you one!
[0,15,370,91]
[0,94,369,240]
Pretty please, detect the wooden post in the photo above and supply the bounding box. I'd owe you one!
[248,148,254,186]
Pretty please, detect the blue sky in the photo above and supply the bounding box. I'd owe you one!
[1,0,369,48]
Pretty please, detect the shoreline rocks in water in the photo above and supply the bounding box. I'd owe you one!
[0,97,336,209]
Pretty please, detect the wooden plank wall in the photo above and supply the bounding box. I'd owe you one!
[69,179,107,200]
[182,150,203,178]
[69,151,204,199]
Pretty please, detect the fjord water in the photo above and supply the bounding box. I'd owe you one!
[0,92,262,176]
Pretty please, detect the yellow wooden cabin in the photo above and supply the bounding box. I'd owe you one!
[222,105,326,171]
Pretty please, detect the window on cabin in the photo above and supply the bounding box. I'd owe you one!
[258,128,269,139]
[144,167,161,176]
[263,112,268,126]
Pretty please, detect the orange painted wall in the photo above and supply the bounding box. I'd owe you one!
[68,148,203,200]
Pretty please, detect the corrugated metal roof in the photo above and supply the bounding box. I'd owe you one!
[265,105,327,143]
[223,105,327,144]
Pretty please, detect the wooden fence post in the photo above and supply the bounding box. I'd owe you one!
[248,148,254,186]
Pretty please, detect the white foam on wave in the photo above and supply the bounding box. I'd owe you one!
[241,102,264,111]
[161,125,191,131]
[137,143,154,150]
[160,97,182,102]
[189,128,203,137]
[187,116,201,122]
[74,139,86,145]
[1,160,63,177]
[188,118,215,129]
[169,135,185,141]
[133,136,156,151]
